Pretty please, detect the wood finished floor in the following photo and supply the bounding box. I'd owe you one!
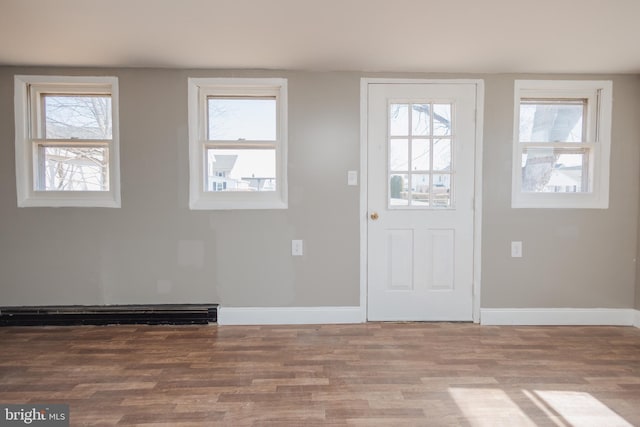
[0,323,639,426]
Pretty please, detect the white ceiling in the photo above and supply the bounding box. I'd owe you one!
[1,0,639,74]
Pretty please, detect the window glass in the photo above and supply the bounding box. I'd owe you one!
[512,80,612,209]
[389,174,409,206]
[411,139,430,171]
[189,78,287,209]
[43,95,112,139]
[411,104,430,136]
[433,104,452,136]
[389,104,409,136]
[521,147,588,193]
[519,100,585,143]
[410,174,430,206]
[208,98,276,141]
[388,102,454,208]
[390,139,409,171]
[431,174,452,207]
[14,75,120,207]
[39,95,112,192]
[206,149,276,192]
[39,146,109,191]
[433,139,451,172]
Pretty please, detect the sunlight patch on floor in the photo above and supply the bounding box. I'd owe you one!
[533,390,633,427]
[450,387,634,427]
[448,387,536,426]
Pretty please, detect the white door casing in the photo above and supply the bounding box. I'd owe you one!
[364,81,481,321]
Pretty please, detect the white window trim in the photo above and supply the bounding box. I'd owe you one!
[14,75,121,208]
[187,77,288,210]
[512,80,612,209]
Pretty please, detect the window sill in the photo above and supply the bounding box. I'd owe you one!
[189,194,288,210]
[18,192,121,208]
[511,193,608,209]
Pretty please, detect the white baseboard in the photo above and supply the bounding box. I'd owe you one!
[217,306,364,326]
[480,308,636,326]
[218,307,639,327]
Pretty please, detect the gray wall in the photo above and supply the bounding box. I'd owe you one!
[480,74,640,308]
[0,68,361,306]
[0,67,638,310]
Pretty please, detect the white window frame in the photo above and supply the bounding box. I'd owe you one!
[14,75,121,208]
[187,77,288,210]
[512,80,612,209]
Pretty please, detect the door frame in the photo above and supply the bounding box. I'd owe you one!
[359,78,485,323]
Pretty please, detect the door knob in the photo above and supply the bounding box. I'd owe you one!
[370,212,379,220]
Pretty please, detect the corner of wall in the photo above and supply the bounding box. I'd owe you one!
[634,75,640,315]
[636,183,640,312]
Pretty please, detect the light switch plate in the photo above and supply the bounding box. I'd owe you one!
[347,170,358,186]
[292,240,303,256]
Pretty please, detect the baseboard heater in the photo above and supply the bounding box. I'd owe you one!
[0,304,217,326]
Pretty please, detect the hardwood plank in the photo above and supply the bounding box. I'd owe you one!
[0,323,639,425]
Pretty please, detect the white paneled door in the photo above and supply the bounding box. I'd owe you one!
[367,83,477,321]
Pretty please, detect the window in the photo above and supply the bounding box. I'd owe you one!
[14,75,120,207]
[188,78,288,210]
[512,80,612,208]
[388,102,454,208]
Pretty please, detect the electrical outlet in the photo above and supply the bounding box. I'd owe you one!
[292,240,303,256]
[511,241,522,258]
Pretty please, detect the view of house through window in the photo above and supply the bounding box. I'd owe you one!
[388,102,453,208]
[206,97,277,192]
[206,149,276,192]
[187,77,287,210]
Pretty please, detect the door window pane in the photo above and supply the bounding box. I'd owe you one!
[390,104,409,136]
[388,102,454,208]
[411,174,430,206]
[411,104,430,136]
[433,139,451,171]
[389,174,409,206]
[433,104,452,136]
[390,139,409,171]
[431,174,451,207]
[412,139,430,171]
